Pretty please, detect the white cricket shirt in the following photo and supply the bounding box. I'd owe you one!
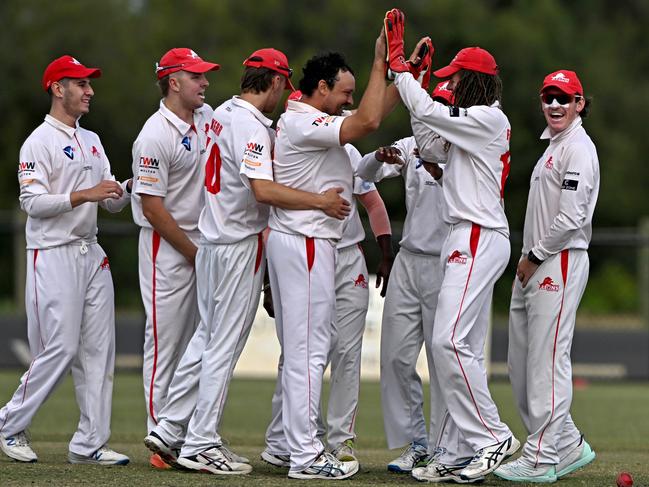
[268,99,353,239]
[199,96,272,243]
[18,115,131,249]
[395,72,511,236]
[337,144,376,250]
[523,117,599,260]
[131,101,213,232]
[357,136,448,255]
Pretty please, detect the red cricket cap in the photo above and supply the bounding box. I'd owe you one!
[42,55,101,92]
[541,70,583,96]
[433,47,498,78]
[243,48,295,91]
[431,81,454,104]
[156,48,220,80]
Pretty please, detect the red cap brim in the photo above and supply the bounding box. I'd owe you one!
[433,64,460,79]
[183,61,221,74]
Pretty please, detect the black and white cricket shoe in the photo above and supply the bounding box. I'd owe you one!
[261,448,291,468]
[459,436,520,480]
[288,451,359,480]
[177,445,252,475]
[143,431,186,470]
[412,459,484,483]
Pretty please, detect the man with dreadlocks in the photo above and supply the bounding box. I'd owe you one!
[382,8,519,484]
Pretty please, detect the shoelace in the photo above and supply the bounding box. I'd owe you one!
[12,432,32,447]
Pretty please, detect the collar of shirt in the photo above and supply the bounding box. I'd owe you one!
[44,114,78,138]
[540,116,582,142]
[158,99,201,136]
[231,96,273,128]
[285,99,327,115]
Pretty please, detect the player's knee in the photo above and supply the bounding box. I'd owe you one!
[431,334,454,357]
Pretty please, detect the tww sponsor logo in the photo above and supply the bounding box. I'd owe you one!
[245,142,264,155]
[448,250,467,264]
[353,274,368,288]
[139,156,159,167]
[19,161,35,171]
[311,115,334,127]
[538,277,560,292]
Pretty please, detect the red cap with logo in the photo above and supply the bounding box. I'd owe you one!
[243,48,295,91]
[433,47,498,78]
[431,81,454,104]
[42,55,101,92]
[540,70,583,96]
[156,48,220,80]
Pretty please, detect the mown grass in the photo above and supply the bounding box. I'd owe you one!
[1,371,648,486]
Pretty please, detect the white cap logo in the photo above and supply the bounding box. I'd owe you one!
[551,72,570,83]
[71,57,81,65]
[189,49,199,59]
[441,81,450,90]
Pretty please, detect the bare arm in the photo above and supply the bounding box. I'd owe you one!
[141,194,197,266]
[249,179,351,220]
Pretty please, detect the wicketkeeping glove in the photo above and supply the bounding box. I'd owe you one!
[408,38,434,90]
[384,8,409,80]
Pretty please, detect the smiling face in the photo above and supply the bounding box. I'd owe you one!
[172,70,210,110]
[321,69,355,116]
[57,78,94,119]
[541,87,585,135]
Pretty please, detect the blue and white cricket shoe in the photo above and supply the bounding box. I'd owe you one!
[0,431,37,462]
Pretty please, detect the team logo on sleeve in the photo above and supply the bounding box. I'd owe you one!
[561,179,578,191]
[447,250,467,264]
[311,115,336,127]
[63,146,75,160]
[181,135,192,151]
[538,277,560,292]
[99,257,110,270]
[353,273,368,288]
[243,142,264,168]
[91,146,101,158]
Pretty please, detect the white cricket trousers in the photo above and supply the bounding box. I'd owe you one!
[138,227,199,432]
[508,249,588,466]
[154,234,264,455]
[380,248,446,452]
[432,222,512,459]
[322,243,369,448]
[265,231,336,472]
[0,243,115,456]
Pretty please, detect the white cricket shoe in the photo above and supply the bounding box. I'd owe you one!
[413,457,486,483]
[177,446,252,475]
[288,451,359,480]
[143,431,185,470]
[68,445,129,465]
[556,436,596,478]
[261,448,291,468]
[387,442,429,473]
[332,439,357,462]
[219,444,249,464]
[494,457,557,483]
[459,436,520,480]
[0,431,37,462]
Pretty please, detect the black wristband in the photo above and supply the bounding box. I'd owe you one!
[527,250,544,266]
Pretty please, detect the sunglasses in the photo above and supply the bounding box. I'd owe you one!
[246,56,293,78]
[540,93,582,105]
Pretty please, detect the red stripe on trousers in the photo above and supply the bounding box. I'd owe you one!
[254,233,263,274]
[305,237,316,450]
[149,231,162,424]
[534,249,569,467]
[451,224,499,442]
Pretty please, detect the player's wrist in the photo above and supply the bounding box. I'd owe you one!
[527,250,544,266]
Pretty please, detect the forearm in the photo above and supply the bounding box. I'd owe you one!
[142,199,196,261]
[376,234,394,259]
[251,179,324,211]
[20,193,73,218]
[354,60,388,132]
[358,190,391,238]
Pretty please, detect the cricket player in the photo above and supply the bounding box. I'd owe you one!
[494,70,598,483]
[143,48,350,476]
[259,31,390,478]
[0,55,131,465]
[356,81,454,474]
[131,47,219,469]
[383,8,519,482]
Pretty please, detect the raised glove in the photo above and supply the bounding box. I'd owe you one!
[409,38,434,90]
[384,8,409,79]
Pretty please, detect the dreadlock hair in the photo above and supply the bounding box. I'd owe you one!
[452,70,503,109]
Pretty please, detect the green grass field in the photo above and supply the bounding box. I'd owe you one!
[1,371,647,486]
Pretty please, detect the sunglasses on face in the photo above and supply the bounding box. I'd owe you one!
[540,93,582,105]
